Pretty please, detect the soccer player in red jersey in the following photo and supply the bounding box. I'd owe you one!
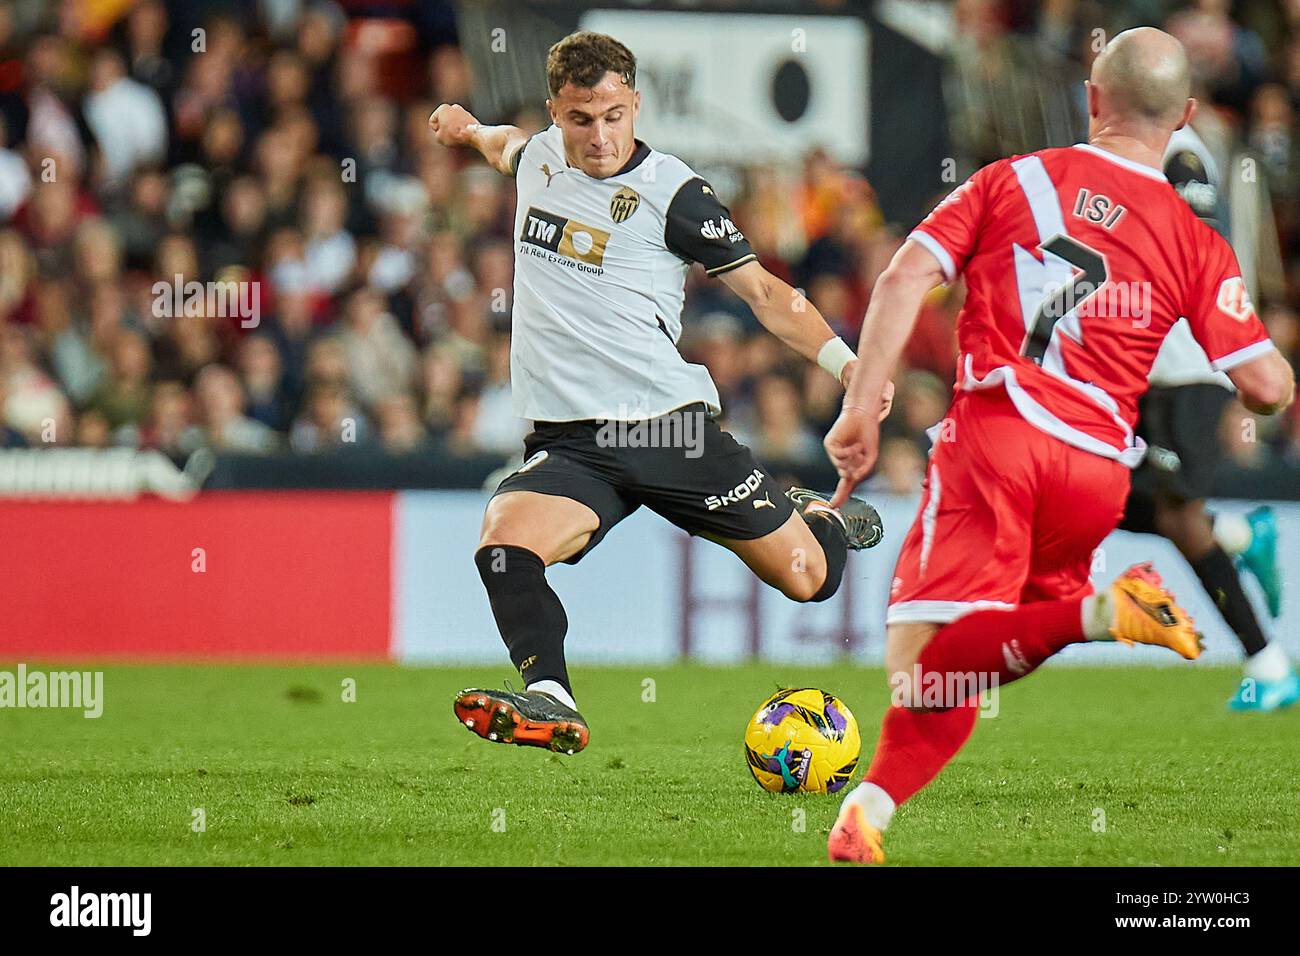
[822,27,1296,864]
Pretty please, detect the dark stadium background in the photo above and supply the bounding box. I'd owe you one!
[0,0,1296,661]
[1,0,1296,489]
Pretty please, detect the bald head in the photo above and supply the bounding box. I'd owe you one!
[1090,27,1192,128]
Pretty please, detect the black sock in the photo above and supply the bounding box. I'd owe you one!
[474,545,572,694]
[804,512,849,602]
[1190,546,1267,657]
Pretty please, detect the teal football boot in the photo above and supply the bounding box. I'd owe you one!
[1228,672,1300,712]
[1237,506,1281,618]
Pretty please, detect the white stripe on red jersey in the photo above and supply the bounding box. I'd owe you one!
[909,142,1273,467]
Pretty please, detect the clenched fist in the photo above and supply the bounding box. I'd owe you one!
[429,104,480,148]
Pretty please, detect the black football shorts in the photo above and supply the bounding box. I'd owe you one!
[1129,383,1232,503]
[1121,383,1232,534]
[491,403,796,564]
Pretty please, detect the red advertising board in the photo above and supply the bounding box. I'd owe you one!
[0,493,393,659]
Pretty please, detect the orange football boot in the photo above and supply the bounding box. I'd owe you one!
[1107,562,1202,660]
[828,803,886,864]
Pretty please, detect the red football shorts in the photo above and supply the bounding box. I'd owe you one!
[887,388,1131,625]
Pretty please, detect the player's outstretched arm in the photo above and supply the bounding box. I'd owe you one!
[429,104,529,176]
[825,239,945,506]
[1229,348,1296,416]
[718,260,861,392]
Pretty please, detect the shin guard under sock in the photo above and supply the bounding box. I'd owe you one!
[913,600,1087,703]
[1190,546,1267,657]
[474,545,572,693]
[804,512,849,602]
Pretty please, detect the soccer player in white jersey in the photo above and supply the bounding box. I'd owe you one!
[1118,124,1297,711]
[430,32,888,753]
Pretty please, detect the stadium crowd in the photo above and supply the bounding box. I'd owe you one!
[0,0,1298,495]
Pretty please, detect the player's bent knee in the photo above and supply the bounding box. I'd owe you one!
[478,492,599,565]
[478,528,591,566]
[779,568,829,603]
[477,517,535,555]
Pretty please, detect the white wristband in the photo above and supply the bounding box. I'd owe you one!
[816,337,857,383]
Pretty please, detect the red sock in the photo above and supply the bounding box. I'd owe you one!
[864,599,1087,807]
[865,700,979,805]
[916,599,1087,701]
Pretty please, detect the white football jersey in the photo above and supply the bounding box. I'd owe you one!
[1150,126,1232,389]
[508,124,756,422]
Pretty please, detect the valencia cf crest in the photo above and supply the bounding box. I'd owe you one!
[610,186,640,223]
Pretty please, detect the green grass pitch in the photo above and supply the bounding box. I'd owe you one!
[1,663,1296,866]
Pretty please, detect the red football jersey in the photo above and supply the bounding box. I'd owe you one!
[910,143,1272,466]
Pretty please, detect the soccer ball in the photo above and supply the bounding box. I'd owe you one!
[743,687,861,794]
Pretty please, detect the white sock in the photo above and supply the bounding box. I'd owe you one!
[1213,513,1253,557]
[526,679,577,710]
[1080,590,1116,641]
[1244,642,1292,684]
[839,781,896,832]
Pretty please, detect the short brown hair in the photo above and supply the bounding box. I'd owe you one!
[546,32,636,97]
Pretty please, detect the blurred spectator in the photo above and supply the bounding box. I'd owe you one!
[0,0,1292,500]
[470,331,526,455]
[420,341,463,437]
[24,34,86,180]
[194,363,280,454]
[122,0,176,99]
[290,379,369,453]
[238,334,292,432]
[376,392,430,453]
[107,169,169,270]
[84,47,167,189]
[1249,83,1299,202]
[734,375,823,466]
[129,380,203,457]
[338,285,416,408]
[301,173,356,294]
[884,370,952,456]
[868,437,928,496]
[2,321,69,441]
[0,115,31,218]
[86,328,152,430]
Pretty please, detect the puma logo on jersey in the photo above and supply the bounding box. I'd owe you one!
[705,468,765,511]
[540,164,564,186]
[699,218,743,242]
[752,492,775,510]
